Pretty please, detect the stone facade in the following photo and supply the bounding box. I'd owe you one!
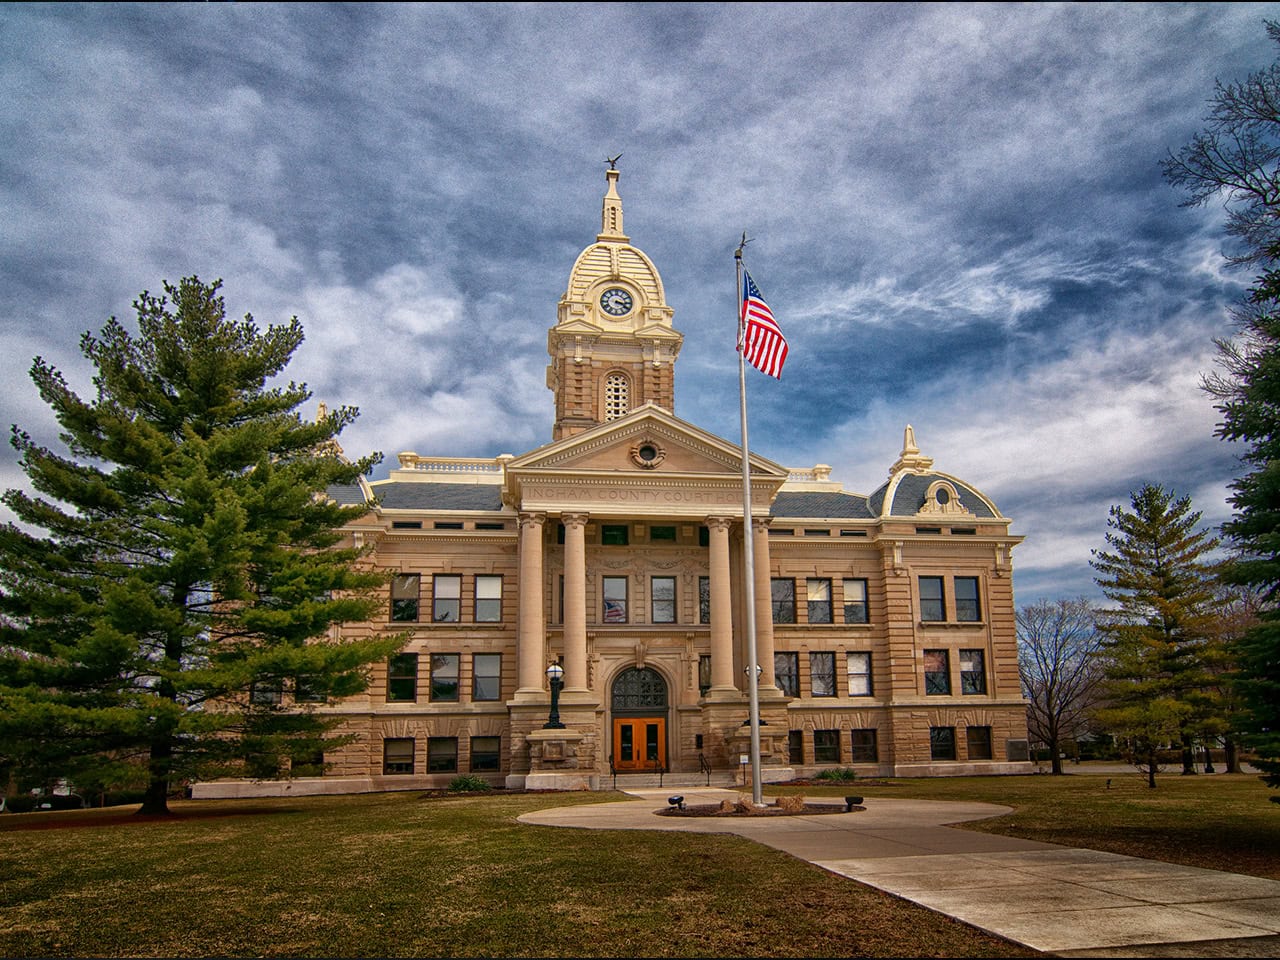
[192,168,1031,799]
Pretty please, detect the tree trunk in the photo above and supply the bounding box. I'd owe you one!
[139,738,172,816]
[1050,737,1064,775]
[1180,737,1196,775]
[1224,737,1240,774]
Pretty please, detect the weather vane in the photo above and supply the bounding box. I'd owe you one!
[605,153,622,170]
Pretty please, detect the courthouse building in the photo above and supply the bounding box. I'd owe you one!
[208,168,1031,795]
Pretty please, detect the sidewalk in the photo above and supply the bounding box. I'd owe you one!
[518,788,1280,957]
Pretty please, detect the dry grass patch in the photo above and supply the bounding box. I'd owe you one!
[0,790,1034,958]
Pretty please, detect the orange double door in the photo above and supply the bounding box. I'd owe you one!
[611,717,666,771]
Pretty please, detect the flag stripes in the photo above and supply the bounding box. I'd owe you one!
[739,269,788,378]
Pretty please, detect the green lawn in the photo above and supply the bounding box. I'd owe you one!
[771,768,1280,880]
[0,790,1032,958]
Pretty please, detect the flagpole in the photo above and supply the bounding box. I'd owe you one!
[734,236,764,807]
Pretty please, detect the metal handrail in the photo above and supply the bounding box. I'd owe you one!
[698,752,712,786]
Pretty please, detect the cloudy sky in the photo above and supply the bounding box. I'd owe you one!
[3,2,1276,605]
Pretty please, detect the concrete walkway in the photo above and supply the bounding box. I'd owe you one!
[518,788,1280,957]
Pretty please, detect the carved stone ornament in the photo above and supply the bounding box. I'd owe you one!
[629,439,666,469]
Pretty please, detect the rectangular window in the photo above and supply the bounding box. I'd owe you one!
[698,576,711,625]
[850,729,878,763]
[427,737,458,773]
[649,525,676,542]
[930,726,957,761]
[966,726,993,761]
[771,578,796,624]
[774,652,799,697]
[250,680,282,705]
[814,729,841,763]
[430,653,459,702]
[960,649,987,695]
[391,573,420,622]
[434,521,463,530]
[475,522,506,531]
[601,524,628,545]
[386,653,418,702]
[955,576,981,622]
[474,575,502,623]
[924,649,951,695]
[294,676,326,703]
[806,578,832,624]
[383,738,414,775]
[432,574,461,622]
[788,729,804,765]
[391,520,422,529]
[473,653,501,701]
[651,576,676,624]
[919,576,945,621]
[603,576,628,623]
[698,654,712,696]
[843,578,869,624]
[846,651,873,696]
[809,651,836,697]
[470,736,501,772]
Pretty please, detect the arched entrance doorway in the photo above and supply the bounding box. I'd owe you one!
[610,667,669,772]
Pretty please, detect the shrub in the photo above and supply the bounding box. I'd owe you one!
[448,775,491,793]
[815,767,858,782]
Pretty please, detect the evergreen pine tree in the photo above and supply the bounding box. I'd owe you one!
[1090,485,1222,787]
[0,277,403,814]
[1208,260,1280,791]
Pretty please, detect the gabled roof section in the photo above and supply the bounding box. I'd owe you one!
[772,491,874,520]
[505,403,785,477]
[373,482,506,512]
[504,404,787,517]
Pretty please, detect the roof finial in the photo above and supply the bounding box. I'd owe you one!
[889,423,934,476]
[598,157,628,242]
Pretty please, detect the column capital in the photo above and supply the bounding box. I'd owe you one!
[751,515,772,533]
[705,515,735,532]
[518,511,547,530]
[562,512,590,528]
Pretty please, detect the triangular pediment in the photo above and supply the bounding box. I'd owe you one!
[551,317,604,336]
[505,406,787,517]
[508,405,784,477]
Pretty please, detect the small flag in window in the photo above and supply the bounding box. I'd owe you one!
[740,270,788,378]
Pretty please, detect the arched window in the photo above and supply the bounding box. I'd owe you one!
[611,667,668,714]
[603,372,630,421]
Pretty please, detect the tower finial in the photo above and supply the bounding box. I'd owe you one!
[598,160,628,242]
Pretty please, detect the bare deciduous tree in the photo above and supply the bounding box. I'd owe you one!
[1017,598,1106,775]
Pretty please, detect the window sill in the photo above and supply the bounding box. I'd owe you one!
[917,620,986,629]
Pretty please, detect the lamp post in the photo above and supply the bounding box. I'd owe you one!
[544,662,565,729]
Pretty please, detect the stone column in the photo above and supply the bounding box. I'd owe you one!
[751,516,778,689]
[706,516,738,696]
[561,512,589,694]
[515,512,546,699]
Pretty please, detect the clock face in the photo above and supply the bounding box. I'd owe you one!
[599,288,634,317]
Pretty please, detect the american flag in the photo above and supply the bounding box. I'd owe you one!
[739,269,788,378]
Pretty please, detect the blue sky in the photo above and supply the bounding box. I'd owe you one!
[2,2,1276,604]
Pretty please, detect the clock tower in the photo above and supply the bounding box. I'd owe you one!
[547,166,683,440]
